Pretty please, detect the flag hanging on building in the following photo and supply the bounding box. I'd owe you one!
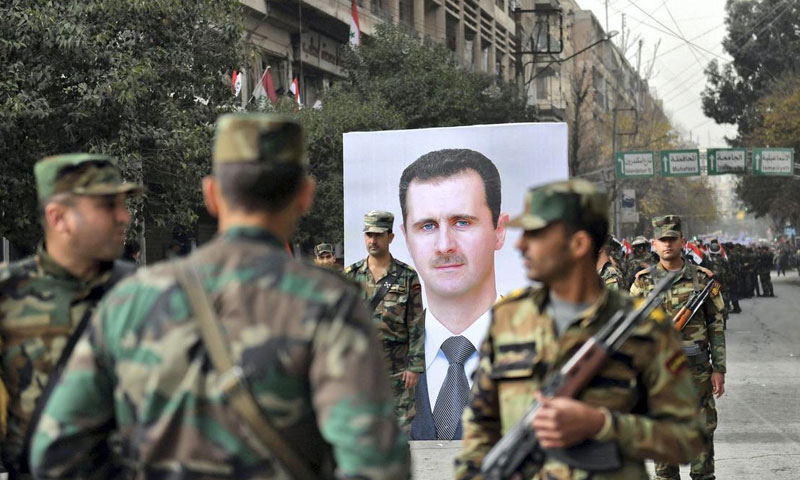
[263,67,279,105]
[289,77,301,105]
[232,70,242,97]
[349,0,361,46]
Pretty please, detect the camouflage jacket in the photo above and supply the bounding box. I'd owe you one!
[344,257,424,374]
[455,287,706,480]
[0,245,130,470]
[706,254,730,286]
[630,261,726,374]
[598,261,623,291]
[30,226,410,480]
[623,252,652,289]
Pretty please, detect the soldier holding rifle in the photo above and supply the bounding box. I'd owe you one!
[456,180,705,480]
[631,215,726,480]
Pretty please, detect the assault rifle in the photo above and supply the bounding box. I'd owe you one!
[673,277,719,331]
[480,271,678,480]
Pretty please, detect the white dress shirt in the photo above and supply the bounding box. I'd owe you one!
[425,306,493,409]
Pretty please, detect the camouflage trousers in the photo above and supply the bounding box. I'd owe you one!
[381,340,416,430]
[758,273,773,296]
[655,363,717,480]
[390,371,416,431]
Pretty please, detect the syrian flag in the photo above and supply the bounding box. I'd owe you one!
[262,67,278,105]
[719,244,728,261]
[621,239,633,256]
[231,70,242,97]
[685,242,704,265]
[289,77,301,106]
[349,0,361,46]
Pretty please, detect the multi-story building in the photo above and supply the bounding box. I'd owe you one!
[237,0,518,106]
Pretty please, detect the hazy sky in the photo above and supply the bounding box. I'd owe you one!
[580,0,739,149]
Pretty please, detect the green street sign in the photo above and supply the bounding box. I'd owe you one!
[660,149,700,176]
[615,151,655,178]
[753,148,794,175]
[707,148,746,175]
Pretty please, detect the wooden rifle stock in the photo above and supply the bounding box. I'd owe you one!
[671,278,717,331]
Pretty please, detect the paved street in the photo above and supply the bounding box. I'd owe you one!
[411,273,800,479]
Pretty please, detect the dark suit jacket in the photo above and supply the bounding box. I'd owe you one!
[410,371,464,440]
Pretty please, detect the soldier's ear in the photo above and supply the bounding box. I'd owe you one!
[43,201,69,234]
[202,176,220,218]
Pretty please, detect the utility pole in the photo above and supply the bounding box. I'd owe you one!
[605,0,609,32]
[515,7,524,99]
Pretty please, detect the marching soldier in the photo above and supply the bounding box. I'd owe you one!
[30,114,410,479]
[705,238,731,327]
[0,154,141,476]
[597,237,623,291]
[631,215,726,480]
[345,211,424,430]
[624,235,652,288]
[456,180,705,479]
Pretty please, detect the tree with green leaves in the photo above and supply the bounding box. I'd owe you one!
[0,0,244,252]
[701,0,800,228]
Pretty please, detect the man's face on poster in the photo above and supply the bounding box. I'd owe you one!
[402,170,507,299]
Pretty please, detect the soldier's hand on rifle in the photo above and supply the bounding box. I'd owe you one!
[531,392,606,448]
[711,372,725,398]
[402,370,419,389]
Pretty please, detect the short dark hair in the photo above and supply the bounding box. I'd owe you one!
[563,214,610,261]
[216,162,305,213]
[398,149,501,227]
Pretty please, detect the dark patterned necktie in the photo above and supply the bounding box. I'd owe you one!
[432,335,476,440]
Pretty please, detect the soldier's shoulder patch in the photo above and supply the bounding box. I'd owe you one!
[343,260,363,275]
[665,350,688,376]
[710,279,722,298]
[494,287,533,307]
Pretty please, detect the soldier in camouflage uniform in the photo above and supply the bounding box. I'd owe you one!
[631,215,726,480]
[456,180,705,480]
[0,154,141,476]
[623,236,652,289]
[345,211,424,430]
[30,114,410,479]
[705,239,730,327]
[756,245,775,297]
[313,242,339,270]
[597,237,623,291]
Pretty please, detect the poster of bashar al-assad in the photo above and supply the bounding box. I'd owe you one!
[343,123,568,440]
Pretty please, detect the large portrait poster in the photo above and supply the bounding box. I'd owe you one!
[343,123,569,298]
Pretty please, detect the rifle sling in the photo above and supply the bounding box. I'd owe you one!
[369,271,399,311]
[174,261,317,480]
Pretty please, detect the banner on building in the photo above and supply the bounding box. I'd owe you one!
[620,189,638,223]
[343,123,568,298]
